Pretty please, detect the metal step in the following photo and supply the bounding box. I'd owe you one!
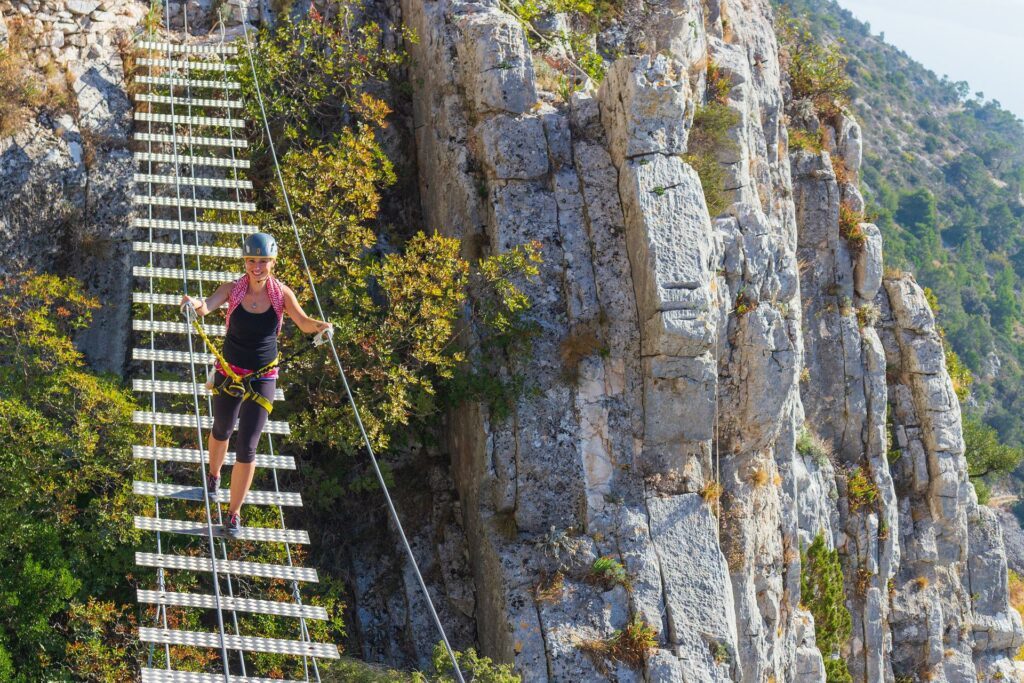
[134,218,252,235]
[137,57,239,73]
[135,151,249,169]
[133,481,301,507]
[135,132,247,148]
[133,292,228,308]
[136,93,243,110]
[137,40,238,56]
[132,347,217,365]
[139,628,338,659]
[132,379,285,401]
[133,195,256,212]
[137,75,240,90]
[133,319,227,336]
[133,241,243,258]
[135,516,309,544]
[134,174,252,190]
[133,265,237,283]
[132,411,290,435]
[134,111,245,129]
[137,589,326,620]
[141,668,304,683]
[133,445,295,470]
[136,551,316,582]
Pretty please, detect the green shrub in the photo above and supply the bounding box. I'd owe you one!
[506,0,620,92]
[587,556,629,590]
[789,126,826,153]
[838,202,867,251]
[846,467,878,512]
[800,532,853,683]
[685,101,741,217]
[777,11,852,117]
[416,643,520,683]
[945,345,973,402]
[855,303,880,328]
[707,61,732,104]
[0,273,143,679]
[234,5,412,159]
[322,657,416,682]
[963,414,1024,483]
[796,426,833,466]
[579,616,657,669]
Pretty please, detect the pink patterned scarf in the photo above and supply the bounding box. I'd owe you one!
[217,275,285,378]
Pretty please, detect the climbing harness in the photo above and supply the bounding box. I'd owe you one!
[182,300,333,415]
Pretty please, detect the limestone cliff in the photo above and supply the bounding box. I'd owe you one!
[2,0,1023,680]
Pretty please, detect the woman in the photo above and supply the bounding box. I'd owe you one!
[180,232,331,536]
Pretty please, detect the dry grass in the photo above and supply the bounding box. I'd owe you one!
[839,202,868,251]
[913,575,929,591]
[0,19,77,138]
[577,616,657,671]
[700,480,723,505]
[855,568,873,598]
[832,153,851,185]
[534,571,565,604]
[750,467,770,488]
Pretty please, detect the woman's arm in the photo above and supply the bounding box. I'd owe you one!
[282,285,332,335]
[180,282,232,317]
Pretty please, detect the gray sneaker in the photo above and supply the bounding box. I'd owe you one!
[225,512,241,537]
[206,472,220,497]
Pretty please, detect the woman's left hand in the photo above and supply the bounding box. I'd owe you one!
[312,322,334,346]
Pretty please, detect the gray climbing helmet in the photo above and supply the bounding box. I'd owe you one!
[243,232,278,259]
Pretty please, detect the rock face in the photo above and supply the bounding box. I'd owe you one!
[0,1,135,373]
[4,0,1024,679]
[879,275,1024,680]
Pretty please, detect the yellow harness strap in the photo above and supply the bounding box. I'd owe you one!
[190,317,277,415]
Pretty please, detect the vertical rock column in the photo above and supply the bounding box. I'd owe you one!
[880,275,1024,681]
[597,54,740,681]
[692,2,810,679]
[792,111,898,682]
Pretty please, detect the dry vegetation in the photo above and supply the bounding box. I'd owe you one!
[0,21,76,137]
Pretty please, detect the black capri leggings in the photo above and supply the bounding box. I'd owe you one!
[210,372,276,464]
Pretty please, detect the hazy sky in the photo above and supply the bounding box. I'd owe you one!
[836,0,1024,120]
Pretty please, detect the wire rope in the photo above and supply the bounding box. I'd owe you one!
[161,3,233,679]
[237,15,466,682]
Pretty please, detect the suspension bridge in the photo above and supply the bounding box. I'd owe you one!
[128,10,464,681]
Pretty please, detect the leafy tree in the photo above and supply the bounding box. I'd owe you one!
[801,532,853,683]
[232,11,542,470]
[777,10,852,116]
[894,188,937,237]
[963,414,1024,480]
[0,272,141,680]
[235,6,411,158]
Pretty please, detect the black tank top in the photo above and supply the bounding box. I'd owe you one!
[223,306,279,370]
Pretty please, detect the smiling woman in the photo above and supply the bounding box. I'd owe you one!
[180,232,332,537]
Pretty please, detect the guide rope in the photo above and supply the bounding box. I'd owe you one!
[238,16,467,682]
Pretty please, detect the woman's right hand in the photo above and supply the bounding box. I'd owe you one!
[180,296,201,316]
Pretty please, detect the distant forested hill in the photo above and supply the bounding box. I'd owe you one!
[776,0,1024,445]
